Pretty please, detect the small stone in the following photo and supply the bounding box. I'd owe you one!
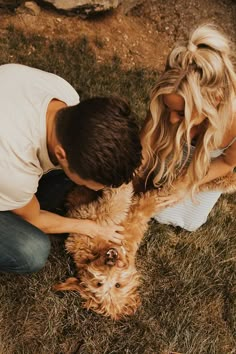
[16,1,41,16]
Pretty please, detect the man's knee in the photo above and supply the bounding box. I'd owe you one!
[1,233,51,274]
[18,234,51,273]
[0,211,51,274]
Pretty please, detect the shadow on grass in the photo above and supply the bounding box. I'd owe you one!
[2,24,158,123]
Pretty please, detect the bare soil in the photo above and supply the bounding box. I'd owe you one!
[0,0,235,71]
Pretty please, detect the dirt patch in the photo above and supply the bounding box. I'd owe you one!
[0,6,168,71]
[0,0,235,70]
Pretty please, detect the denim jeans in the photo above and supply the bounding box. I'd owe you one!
[0,170,75,274]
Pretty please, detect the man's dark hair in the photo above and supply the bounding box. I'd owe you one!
[55,96,142,187]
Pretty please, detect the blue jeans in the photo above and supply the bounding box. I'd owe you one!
[0,170,75,274]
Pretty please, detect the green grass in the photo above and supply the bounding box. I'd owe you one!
[0,26,235,354]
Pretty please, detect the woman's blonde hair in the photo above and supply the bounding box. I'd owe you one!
[141,24,236,191]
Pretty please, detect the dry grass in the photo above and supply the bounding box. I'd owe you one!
[0,26,235,354]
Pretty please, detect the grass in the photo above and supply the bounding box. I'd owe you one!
[0,25,235,354]
[3,25,156,120]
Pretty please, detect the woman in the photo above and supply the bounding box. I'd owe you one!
[140,24,236,231]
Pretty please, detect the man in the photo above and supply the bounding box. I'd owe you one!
[0,64,142,274]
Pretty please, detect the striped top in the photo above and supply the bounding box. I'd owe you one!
[153,136,236,231]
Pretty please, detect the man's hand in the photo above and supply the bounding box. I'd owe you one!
[12,195,125,245]
[75,219,125,245]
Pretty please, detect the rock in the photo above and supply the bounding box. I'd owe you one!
[41,0,122,14]
[119,0,144,14]
[16,1,41,15]
[25,1,41,15]
[0,0,143,16]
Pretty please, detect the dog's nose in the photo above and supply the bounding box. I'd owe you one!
[105,248,118,266]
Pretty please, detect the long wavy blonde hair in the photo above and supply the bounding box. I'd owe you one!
[141,24,236,192]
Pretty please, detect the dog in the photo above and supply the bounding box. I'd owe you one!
[54,171,236,319]
[54,183,160,320]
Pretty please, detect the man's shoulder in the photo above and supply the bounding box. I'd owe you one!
[0,63,79,105]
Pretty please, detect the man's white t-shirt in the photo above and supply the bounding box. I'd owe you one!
[0,64,80,211]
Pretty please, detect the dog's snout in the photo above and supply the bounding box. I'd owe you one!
[105,248,118,265]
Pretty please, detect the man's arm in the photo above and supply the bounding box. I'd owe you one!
[12,195,124,244]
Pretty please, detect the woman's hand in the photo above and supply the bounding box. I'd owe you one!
[74,219,125,245]
[155,176,191,209]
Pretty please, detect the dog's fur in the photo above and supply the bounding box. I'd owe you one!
[54,171,236,320]
[54,183,161,319]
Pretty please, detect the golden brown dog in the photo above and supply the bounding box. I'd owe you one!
[54,183,160,320]
[54,171,236,320]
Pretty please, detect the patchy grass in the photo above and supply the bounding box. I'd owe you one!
[0,26,235,354]
[3,24,156,121]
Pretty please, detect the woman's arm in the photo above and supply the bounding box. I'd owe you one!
[198,150,236,186]
[154,138,236,208]
[199,119,236,185]
[179,112,236,188]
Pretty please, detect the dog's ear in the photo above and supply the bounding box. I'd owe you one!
[53,277,81,292]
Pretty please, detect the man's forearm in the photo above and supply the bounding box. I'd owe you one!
[24,209,90,235]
